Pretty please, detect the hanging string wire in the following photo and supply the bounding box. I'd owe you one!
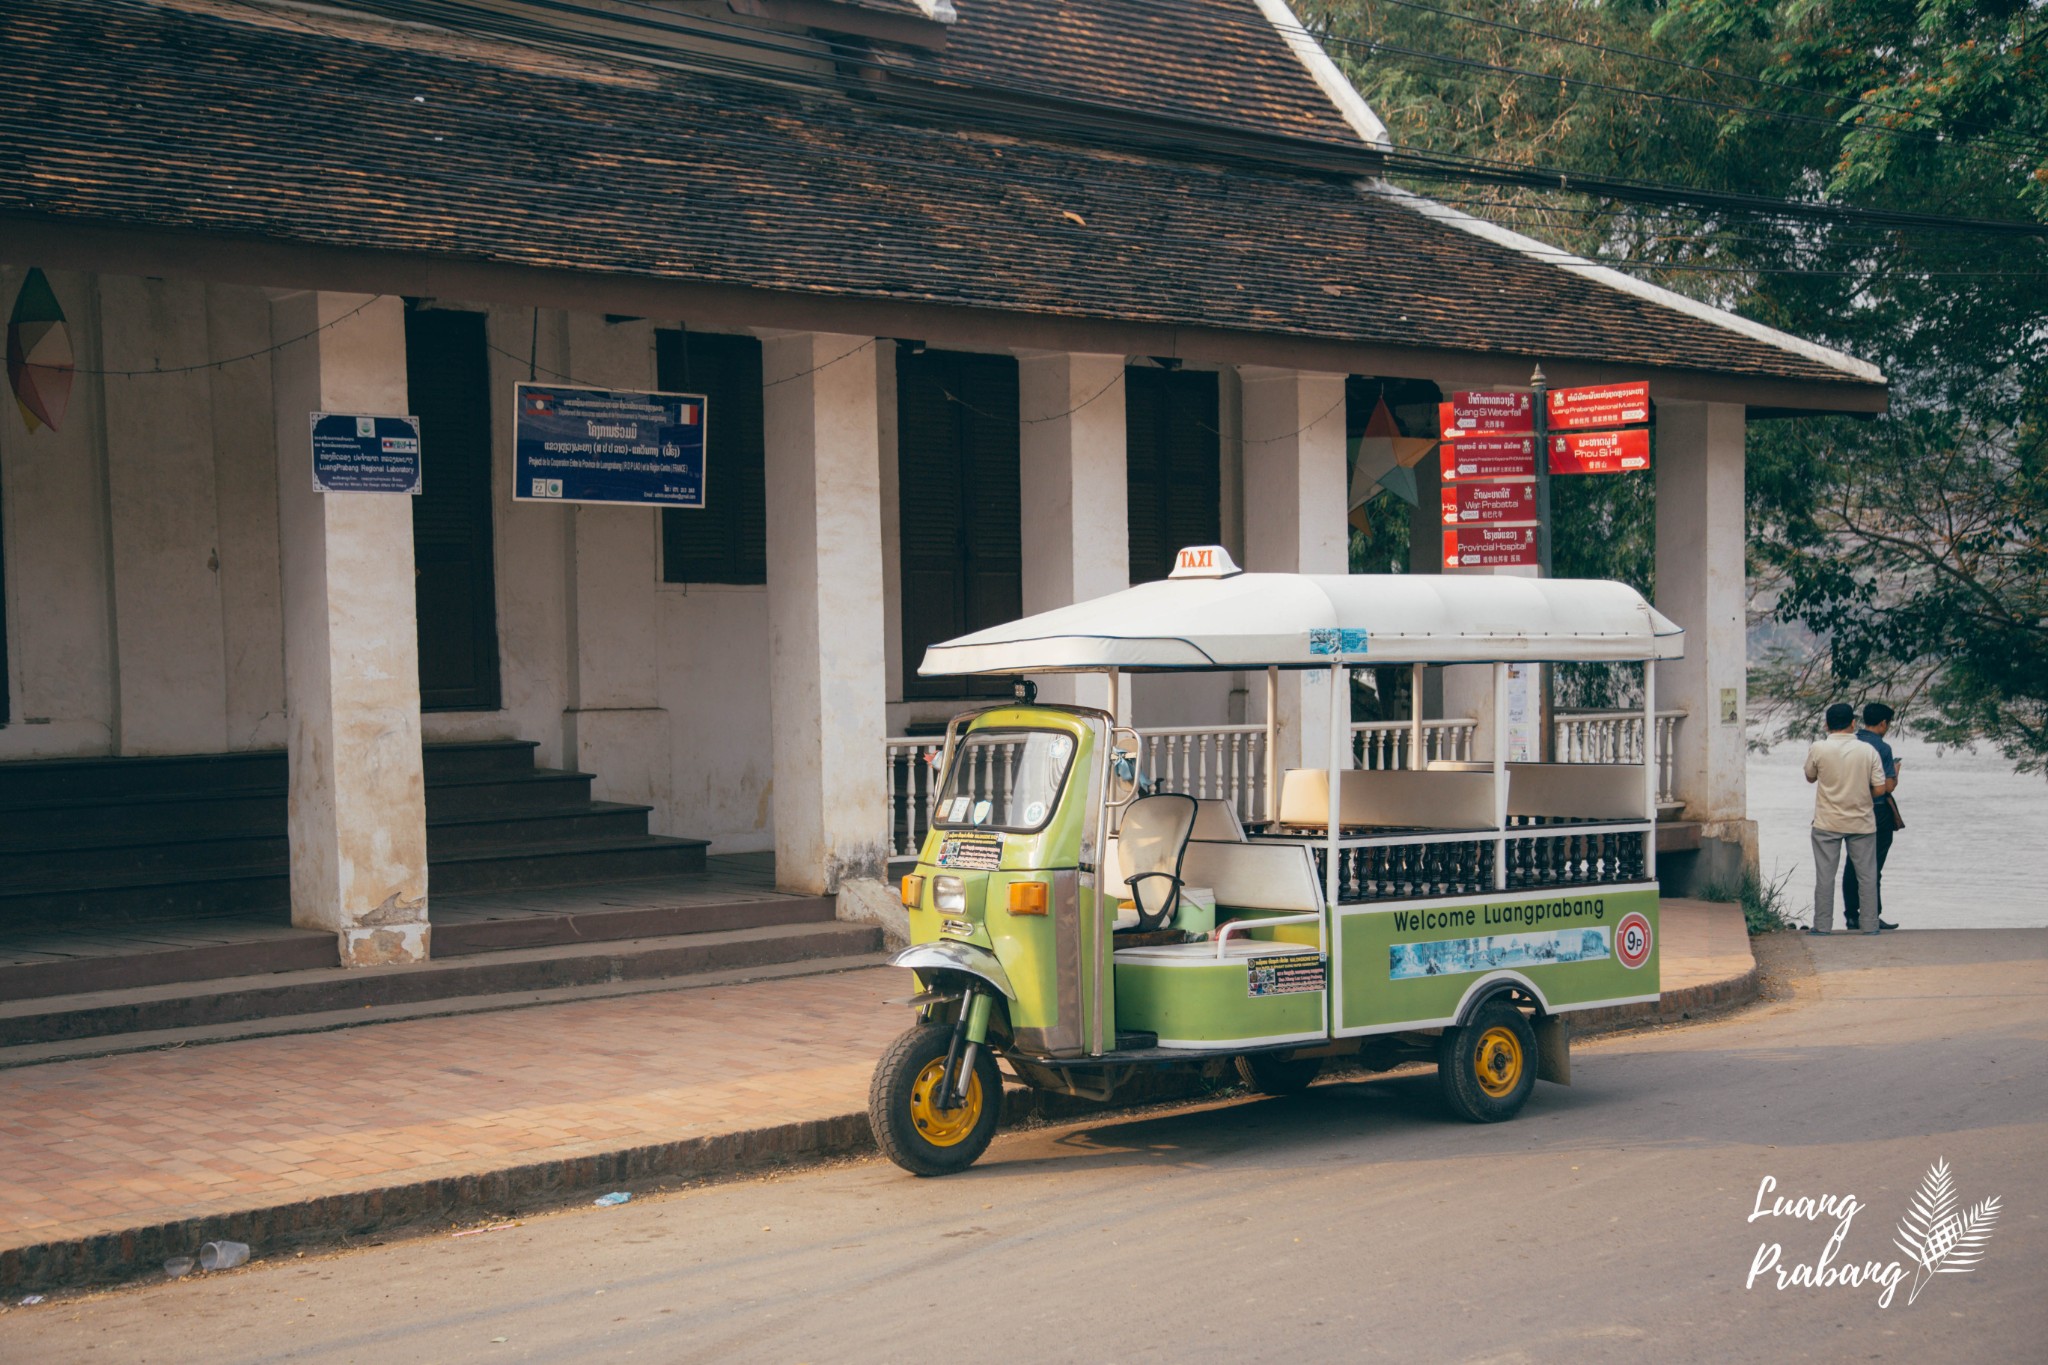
[15,296,385,378]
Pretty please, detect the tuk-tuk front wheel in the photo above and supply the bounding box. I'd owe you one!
[1437,999,1537,1123]
[869,1022,1002,1176]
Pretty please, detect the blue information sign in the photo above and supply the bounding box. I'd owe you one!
[513,383,707,508]
[310,413,422,494]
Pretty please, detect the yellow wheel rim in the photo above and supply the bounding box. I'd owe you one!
[909,1057,985,1147]
[1474,1026,1524,1099]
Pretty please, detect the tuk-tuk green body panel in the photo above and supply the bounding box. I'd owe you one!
[1336,886,1660,1032]
[1112,948,1326,1047]
[904,708,1108,1044]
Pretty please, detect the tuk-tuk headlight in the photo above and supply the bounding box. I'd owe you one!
[933,875,966,913]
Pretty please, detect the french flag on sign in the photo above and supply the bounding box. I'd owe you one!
[675,401,701,425]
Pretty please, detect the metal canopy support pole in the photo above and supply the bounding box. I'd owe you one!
[1643,659,1659,882]
[1264,665,1281,824]
[1409,661,1425,770]
[1326,663,1345,1035]
[1105,668,1120,724]
[1492,662,1509,891]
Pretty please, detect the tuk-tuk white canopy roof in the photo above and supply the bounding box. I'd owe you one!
[920,573,1684,674]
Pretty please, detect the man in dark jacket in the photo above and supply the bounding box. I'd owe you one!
[1843,702,1900,931]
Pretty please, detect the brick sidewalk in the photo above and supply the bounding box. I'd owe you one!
[0,900,1752,1277]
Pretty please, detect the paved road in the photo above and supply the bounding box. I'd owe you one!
[5,931,2044,1363]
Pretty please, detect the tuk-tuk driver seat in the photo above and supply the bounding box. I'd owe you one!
[1117,793,1200,932]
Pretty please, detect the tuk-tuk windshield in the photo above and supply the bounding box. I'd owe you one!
[933,729,1076,834]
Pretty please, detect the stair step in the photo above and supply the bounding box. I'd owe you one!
[426,836,710,893]
[0,950,892,1070]
[431,892,834,956]
[0,925,338,1002]
[0,800,657,877]
[0,921,885,1047]
[0,740,541,805]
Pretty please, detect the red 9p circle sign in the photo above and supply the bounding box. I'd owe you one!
[1616,911,1653,970]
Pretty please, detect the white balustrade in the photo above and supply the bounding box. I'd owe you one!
[1554,709,1685,806]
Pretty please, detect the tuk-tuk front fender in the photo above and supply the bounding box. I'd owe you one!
[891,941,1017,1000]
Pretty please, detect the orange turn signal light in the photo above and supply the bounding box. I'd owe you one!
[900,874,924,908]
[1008,880,1049,915]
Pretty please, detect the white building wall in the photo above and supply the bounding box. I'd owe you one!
[0,267,116,760]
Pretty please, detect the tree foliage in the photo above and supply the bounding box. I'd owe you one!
[1306,0,2048,770]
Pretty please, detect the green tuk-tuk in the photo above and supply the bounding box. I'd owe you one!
[869,547,1679,1175]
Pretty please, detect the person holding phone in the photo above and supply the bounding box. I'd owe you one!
[1804,702,1885,935]
[1843,702,1901,930]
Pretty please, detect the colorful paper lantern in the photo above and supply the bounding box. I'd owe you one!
[7,268,74,434]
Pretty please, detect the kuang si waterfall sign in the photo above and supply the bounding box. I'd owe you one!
[513,382,708,508]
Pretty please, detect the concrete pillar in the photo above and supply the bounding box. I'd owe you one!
[761,332,890,904]
[1018,351,1128,712]
[560,313,672,829]
[270,292,430,966]
[99,275,230,754]
[1238,366,1348,769]
[1655,400,1755,877]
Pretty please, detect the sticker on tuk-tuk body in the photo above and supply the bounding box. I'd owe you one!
[937,832,1003,871]
[1308,628,1370,657]
[1389,927,1610,980]
[1247,954,1326,997]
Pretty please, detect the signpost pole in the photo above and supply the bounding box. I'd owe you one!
[1530,364,1554,761]
[1531,363,1552,579]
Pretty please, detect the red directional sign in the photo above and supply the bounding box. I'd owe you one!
[1440,391,1533,437]
[1546,381,1650,431]
[1443,525,1539,568]
[1549,427,1651,475]
[1441,481,1537,525]
[1440,433,1536,482]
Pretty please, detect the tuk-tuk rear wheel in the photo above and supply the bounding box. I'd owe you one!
[1436,999,1537,1123]
[869,1022,1003,1176]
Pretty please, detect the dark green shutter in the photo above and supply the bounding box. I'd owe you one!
[1126,368,1220,583]
[659,331,766,585]
[897,348,1021,699]
[407,307,502,713]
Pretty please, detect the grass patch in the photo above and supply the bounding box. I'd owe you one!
[1702,867,1799,936]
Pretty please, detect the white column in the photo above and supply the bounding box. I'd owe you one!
[1018,351,1128,713]
[560,313,672,829]
[1655,401,1747,823]
[1656,400,1754,887]
[1238,366,1348,770]
[762,332,890,898]
[270,292,429,966]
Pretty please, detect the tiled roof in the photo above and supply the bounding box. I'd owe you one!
[902,0,1362,146]
[0,0,1878,390]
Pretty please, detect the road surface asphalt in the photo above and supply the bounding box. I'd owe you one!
[4,929,2043,1363]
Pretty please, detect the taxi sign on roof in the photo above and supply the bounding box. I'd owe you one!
[1169,545,1241,579]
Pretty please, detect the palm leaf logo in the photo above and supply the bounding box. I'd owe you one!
[1895,1158,2000,1305]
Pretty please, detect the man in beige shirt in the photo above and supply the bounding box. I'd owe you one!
[1804,702,1884,934]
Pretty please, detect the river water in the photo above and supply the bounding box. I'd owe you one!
[1745,732,2048,929]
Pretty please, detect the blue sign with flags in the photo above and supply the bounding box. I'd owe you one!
[310,413,422,494]
[513,383,707,508]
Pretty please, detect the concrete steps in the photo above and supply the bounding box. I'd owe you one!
[0,741,710,930]
[0,919,885,1051]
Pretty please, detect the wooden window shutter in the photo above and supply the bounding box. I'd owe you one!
[896,348,1021,699]
[659,331,766,585]
[1126,368,1219,583]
